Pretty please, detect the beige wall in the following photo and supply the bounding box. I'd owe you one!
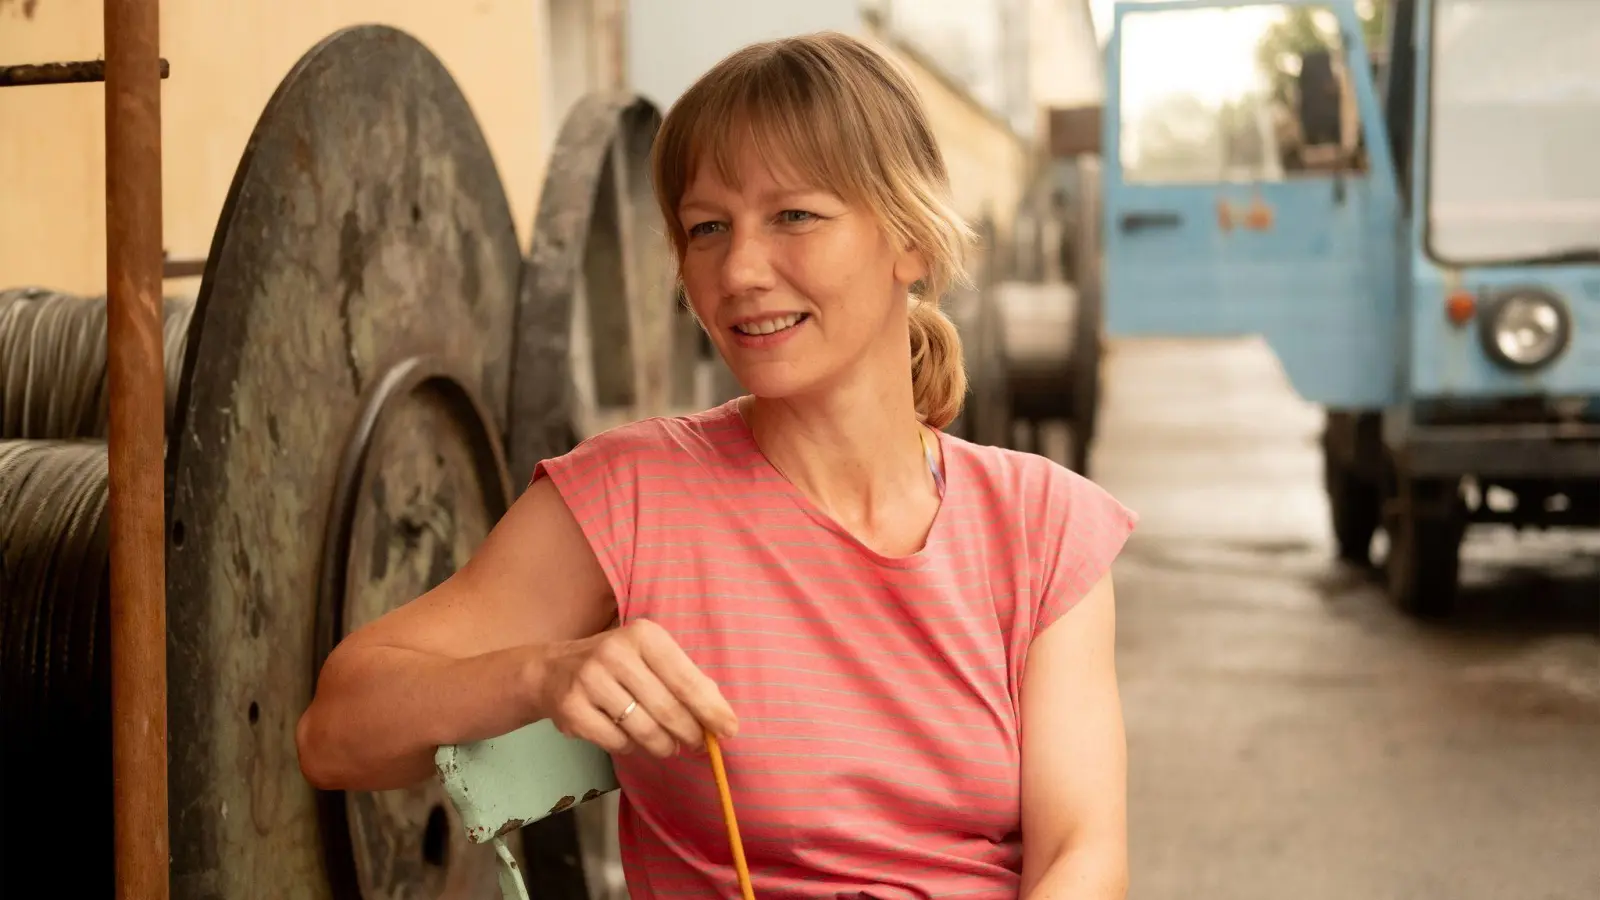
[0,0,551,296]
[541,0,628,156]
[862,23,1031,249]
[0,1,1025,295]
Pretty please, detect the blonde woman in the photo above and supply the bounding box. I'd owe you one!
[299,31,1137,899]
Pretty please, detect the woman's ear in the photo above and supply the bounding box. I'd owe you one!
[893,245,930,288]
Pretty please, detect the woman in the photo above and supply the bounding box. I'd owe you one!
[298,30,1136,900]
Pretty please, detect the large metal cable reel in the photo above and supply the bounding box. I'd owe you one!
[162,24,523,899]
[509,91,679,481]
[946,215,1013,449]
[991,156,1103,473]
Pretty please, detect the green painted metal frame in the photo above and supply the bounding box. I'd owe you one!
[435,720,620,899]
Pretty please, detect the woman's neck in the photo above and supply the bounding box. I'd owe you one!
[740,372,938,529]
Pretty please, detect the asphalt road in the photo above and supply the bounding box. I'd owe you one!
[1091,337,1600,900]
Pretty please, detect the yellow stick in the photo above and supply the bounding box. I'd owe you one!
[705,732,756,900]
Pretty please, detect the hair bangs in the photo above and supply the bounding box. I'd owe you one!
[652,40,898,254]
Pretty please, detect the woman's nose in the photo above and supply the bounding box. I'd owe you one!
[719,229,776,295]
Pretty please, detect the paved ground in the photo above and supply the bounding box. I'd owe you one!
[1091,337,1600,900]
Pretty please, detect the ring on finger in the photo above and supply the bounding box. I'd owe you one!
[613,699,639,725]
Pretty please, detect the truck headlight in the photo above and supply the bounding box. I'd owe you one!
[1480,289,1571,370]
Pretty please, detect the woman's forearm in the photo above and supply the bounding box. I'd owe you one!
[296,641,554,792]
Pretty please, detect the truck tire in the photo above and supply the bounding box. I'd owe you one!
[1383,477,1465,618]
[1325,460,1380,566]
[1322,447,1379,566]
[1321,411,1382,566]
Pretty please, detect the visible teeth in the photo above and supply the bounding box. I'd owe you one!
[735,313,803,335]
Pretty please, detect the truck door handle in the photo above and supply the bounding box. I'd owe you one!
[1119,211,1182,232]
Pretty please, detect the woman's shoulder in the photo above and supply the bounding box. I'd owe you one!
[944,431,1138,539]
[945,430,1107,496]
[944,432,1137,627]
[542,399,750,475]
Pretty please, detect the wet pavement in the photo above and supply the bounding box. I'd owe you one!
[1091,337,1600,900]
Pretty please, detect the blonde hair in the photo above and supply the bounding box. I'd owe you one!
[649,31,975,429]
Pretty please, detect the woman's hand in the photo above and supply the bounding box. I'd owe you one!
[538,618,739,758]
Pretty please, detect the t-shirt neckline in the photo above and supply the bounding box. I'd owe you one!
[716,398,952,569]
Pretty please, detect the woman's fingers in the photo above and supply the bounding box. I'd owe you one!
[548,620,736,759]
[579,659,678,758]
[557,695,636,756]
[608,648,706,750]
[631,621,740,739]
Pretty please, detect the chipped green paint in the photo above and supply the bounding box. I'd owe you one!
[434,719,619,899]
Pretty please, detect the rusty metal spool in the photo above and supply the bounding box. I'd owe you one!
[509,92,680,481]
[0,287,195,439]
[160,24,523,899]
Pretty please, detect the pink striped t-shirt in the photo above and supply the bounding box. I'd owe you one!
[533,399,1137,899]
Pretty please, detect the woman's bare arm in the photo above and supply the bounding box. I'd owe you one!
[1018,574,1129,900]
[297,473,740,793]
[296,477,618,790]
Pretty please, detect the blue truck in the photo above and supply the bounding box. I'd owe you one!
[1090,0,1599,615]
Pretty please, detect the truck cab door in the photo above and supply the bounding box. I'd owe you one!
[1102,0,1402,409]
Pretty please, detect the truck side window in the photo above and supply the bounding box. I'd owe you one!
[1119,4,1368,184]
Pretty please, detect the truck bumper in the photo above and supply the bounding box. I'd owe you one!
[1396,422,1600,479]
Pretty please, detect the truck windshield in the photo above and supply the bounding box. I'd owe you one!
[1428,0,1600,264]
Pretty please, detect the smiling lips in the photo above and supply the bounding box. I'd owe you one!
[727,311,810,348]
[733,312,807,336]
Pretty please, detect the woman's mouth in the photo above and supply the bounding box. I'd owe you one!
[733,313,808,336]
[730,313,810,348]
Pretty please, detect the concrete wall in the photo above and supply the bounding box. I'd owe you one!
[0,0,558,296]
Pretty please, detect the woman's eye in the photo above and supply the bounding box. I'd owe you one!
[686,221,723,238]
[777,210,816,225]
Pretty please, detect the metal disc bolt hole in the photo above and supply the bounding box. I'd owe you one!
[423,804,449,868]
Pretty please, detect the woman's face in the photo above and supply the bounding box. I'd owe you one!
[676,142,927,401]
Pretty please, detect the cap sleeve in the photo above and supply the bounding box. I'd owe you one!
[1034,466,1139,637]
[530,421,658,615]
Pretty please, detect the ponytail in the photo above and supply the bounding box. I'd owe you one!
[907,297,966,430]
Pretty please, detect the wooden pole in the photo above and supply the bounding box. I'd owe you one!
[103,0,169,897]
